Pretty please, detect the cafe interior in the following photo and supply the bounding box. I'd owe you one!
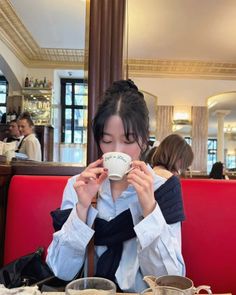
[0,0,236,294]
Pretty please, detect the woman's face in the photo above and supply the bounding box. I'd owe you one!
[18,119,33,136]
[99,115,142,160]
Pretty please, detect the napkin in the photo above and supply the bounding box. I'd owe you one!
[0,284,41,295]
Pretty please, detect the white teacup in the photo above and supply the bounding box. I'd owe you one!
[103,152,132,181]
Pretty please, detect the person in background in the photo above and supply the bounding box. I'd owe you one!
[146,134,193,177]
[3,119,23,149]
[146,133,193,222]
[46,80,186,293]
[209,161,229,179]
[17,112,42,161]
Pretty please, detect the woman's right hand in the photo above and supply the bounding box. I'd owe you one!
[73,158,108,222]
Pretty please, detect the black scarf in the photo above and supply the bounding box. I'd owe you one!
[94,175,184,281]
[51,175,185,282]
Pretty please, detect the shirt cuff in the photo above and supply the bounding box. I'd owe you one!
[133,202,166,249]
[58,207,95,249]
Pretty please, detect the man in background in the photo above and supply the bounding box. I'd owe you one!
[3,120,23,149]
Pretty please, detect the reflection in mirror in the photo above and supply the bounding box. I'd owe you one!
[141,90,158,140]
[208,92,236,173]
[172,105,192,139]
[0,0,89,164]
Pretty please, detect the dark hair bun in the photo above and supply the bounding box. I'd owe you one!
[106,79,138,94]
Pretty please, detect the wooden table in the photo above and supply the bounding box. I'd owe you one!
[43,294,232,295]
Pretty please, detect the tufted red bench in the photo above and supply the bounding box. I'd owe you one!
[3,175,236,294]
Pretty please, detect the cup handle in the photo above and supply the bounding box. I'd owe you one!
[194,285,212,294]
[125,166,135,175]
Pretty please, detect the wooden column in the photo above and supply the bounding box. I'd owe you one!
[87,0,126,164]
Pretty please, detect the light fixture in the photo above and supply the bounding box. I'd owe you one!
[224,124,236,134]
[173,105,191,125]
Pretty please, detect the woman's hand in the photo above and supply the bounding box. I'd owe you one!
[73,158,108,222]
[127,160,156,217]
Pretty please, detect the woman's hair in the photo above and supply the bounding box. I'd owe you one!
[147,134,194,173]
[17,111,34,127]
[209,161,224,179]
[92,79,149,156]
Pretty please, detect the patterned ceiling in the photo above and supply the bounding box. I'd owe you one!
[1,0,236,79]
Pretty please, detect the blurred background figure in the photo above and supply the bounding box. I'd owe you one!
[146,133,194,178]
[17,112,42,161]
[3,119,23,149]
[209,161,229,179]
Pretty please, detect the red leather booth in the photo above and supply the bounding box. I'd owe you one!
[3,175,69,264]
[3,176,236,294]
[181,179,236,295]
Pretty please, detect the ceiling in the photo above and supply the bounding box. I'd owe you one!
[1,0,236,135]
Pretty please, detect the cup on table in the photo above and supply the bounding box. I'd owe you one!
[65,277,116,295]
[154,275,212,295]
[103,152,132,181]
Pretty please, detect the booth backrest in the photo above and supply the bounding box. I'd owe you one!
[3,175,70,264]
[181,179,236,295]
[3,176,236,294]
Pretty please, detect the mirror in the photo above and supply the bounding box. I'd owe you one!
[0,0,88,163]
[208,92,236,171]
[1,0,236,169]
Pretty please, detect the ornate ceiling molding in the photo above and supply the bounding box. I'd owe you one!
[126,59,236,80]
[1,0,236,79]
[0,0,86,68]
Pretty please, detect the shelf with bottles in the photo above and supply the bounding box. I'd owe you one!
[24,75,52,89]
[22,88,52,126]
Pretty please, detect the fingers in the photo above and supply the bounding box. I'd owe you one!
[76,158,105,182]
[77,167,106,181]
[127,169,153,191]
[127,160,154,192]
[87,157,103,168]
[131,160,151,175]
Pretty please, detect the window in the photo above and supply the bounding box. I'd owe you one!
[0,76,8,122]
[60,79,88,164]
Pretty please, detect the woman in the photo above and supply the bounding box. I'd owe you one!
[46,80,185,292]
[17,112,42,161]
[147,134,194,178]
[146,134,193,232]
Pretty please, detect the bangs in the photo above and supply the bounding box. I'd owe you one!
[122,115,146,151]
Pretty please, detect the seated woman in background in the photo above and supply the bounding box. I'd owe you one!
[209,161,229,179]
[17,112,42,161]
[146,134,194,218]
[146,134,194,177]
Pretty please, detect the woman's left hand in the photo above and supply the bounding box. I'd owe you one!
[127,160,156,217]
